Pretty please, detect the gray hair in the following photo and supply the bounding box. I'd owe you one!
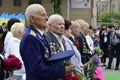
[25,4,44,25]
[47,14,64,25]
[69,21,80,30]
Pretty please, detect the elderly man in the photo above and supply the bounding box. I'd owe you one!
[45,14,83,79]
[20,4,75,80]
[45,14,66,54]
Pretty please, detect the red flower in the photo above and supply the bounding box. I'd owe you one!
[4,59,11,70]
[4,54,22,71]
[75,40,79,47]
[7,54,16,58]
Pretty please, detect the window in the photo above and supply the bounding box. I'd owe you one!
[0,0,2,6]
[28,0,42,5]
[14,0,22,6]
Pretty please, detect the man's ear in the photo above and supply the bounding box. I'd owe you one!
[29,15,35,24]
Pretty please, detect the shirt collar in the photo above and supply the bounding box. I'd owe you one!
[36,28,44,36]
[70,34,75,39]
[50,31,63,40]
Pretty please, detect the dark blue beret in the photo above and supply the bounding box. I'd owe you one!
[48,50,74,61]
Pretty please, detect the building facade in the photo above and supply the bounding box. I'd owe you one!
[0,0,28,13]
[98,0,120,14]
[0,0,97,26]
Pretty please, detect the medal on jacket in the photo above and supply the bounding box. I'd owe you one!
[50,42,62,55]
[44,47,49,58]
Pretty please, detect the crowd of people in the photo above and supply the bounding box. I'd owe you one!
[0,3,120,80]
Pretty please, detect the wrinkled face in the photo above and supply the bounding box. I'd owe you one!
[50,18,65,36]
[30,7,48,30]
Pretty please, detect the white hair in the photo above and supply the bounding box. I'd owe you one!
[11,23,25,38]
[69,21,80,30]
[25,4,44,25]
[47,14,64,25]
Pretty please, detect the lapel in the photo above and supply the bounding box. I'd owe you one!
[29,26,51,58]
[47,31,60,44]
[45,31,66,55]
[69,36,75,43]
[80,32,90,51]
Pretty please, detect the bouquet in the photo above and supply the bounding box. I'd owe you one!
[3,54,22,72]
[84,54,105,80]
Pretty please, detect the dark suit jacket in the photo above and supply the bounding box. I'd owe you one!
[75,32,91,64]
[69,36,75,43]
[20,26,65,80]
[75,32,90,54]
[99,30,110,44]
[45,31,66,55]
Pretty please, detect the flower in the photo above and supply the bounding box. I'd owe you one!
[91,54,101,66]
[64,73,79,80]
[3,54,22,71]
[84,54,103,80]
[94,67,105,80]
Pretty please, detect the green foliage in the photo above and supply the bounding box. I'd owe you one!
[51,0,62,15]
[98,11,120,23]
[28,0,42,5]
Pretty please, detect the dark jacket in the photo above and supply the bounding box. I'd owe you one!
[20,26,65,80]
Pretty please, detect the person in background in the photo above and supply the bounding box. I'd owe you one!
[0,23,7,34]
[75,19,92,64]
[93,27,100,47]
[99,24,110,67]
[20,4,75,80]
[69,21,81,44]
[63,20,84,75]
[106,22,120,70]
[0,23,7,53]
[2,18,20,53]
[5,23,25,80]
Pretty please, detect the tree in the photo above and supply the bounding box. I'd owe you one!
[98,11,120,24]
[51,0,62,15]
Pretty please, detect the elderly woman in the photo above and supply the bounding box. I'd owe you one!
[5,23,25,80]
[62,20,83,75]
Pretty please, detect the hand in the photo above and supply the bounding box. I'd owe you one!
[112,28,115,32]
[65,64,75,73]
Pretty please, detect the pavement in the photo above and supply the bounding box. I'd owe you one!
[101,58,120,72]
